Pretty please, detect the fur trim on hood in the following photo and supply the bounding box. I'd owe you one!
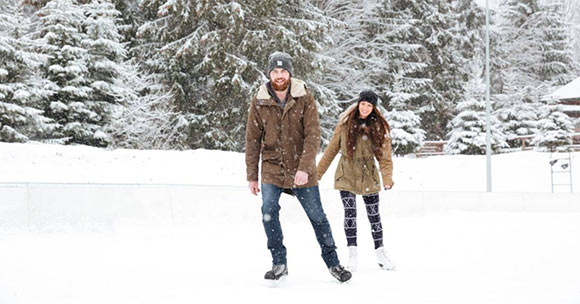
[256,78,307,100]
[338,103,358,125]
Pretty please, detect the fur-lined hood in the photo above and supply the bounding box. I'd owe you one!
[256,78,307,101]
[337,103,358,125]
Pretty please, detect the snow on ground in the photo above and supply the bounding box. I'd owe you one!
[0,142,579,304]
[1,142,578,193]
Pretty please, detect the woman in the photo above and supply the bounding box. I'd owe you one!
[317,90,395,271]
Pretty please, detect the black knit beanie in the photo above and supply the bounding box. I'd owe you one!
[358,90,378,107]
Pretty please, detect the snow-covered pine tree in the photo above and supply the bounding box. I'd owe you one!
[385,86,426,155]
[314,0,430,151]
[451,0,486,74]
[370,0,467,141]
[540,0,580,65]
[27,0,134,147]
[531,1,577,87]
[136,0,329,151]
[365,0,429,103]
[314,0,380,102]
[386,106,425,156]
[83,0,186,150]
[494,0,543,148]
[531,97,573,151]
[420,0,469,140]
[360,0,429,154]
[105,65,187,150]
[495,86,540,147]
[33,0,104,146]
[109,0,142,43]
[532,2,579,149]
[81,0,130,145]
[445,60,506,154]
[568,2,580,65]
[495,0,578,148]
[311,0,373,145]
[0,0,53,143]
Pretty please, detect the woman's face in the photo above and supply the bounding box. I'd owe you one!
[358,101,374,119]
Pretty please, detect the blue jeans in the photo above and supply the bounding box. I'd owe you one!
[261,183,339,268]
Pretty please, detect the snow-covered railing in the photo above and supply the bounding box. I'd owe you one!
[415,133,580,156]
[509,134,536,151]
[415,140,448,158]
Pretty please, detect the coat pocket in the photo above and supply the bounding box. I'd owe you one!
[335,161,345,182]
[371,165,380,184]
[262,150,279,162]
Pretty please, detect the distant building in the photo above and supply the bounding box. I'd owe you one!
[547,76,580,144]
[549,76,580,119]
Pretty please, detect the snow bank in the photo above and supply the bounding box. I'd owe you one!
[1,142,579,229]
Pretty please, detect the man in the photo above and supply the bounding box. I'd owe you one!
[245,51,351,283]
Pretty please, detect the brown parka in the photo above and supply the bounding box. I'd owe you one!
[245,78,320,189]
[317,104,394,195]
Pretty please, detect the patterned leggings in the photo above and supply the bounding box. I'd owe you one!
[340,190,383,249]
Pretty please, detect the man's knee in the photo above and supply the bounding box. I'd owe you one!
[307,206,329,224]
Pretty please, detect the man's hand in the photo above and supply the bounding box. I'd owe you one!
[249,181,260,195]
[294,171,309,186]
[384,183,394,190]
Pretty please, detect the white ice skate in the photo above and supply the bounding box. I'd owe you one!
[375,247,396,270]
[347,246,358,271]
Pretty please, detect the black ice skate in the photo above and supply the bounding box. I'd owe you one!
[264,264,288,280]
[329,264,352,283]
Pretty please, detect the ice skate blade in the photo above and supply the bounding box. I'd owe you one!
[378,264,396,271]
[265,275,287,288]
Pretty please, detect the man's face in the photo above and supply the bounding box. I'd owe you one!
[269,68,290,91]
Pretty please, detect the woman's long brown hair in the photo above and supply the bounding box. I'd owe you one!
[346,106,391,160]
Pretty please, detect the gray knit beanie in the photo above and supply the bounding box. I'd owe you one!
[267,51,293,76]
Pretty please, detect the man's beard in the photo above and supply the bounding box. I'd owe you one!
[271,78,290,91]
